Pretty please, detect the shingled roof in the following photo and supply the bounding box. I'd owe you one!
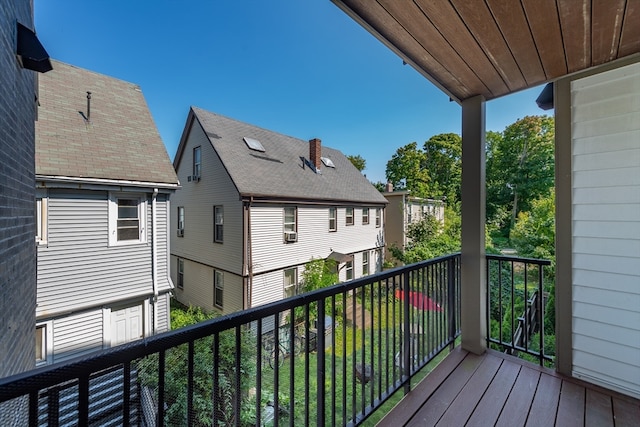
[176,107,387,205]
[35,60,178,186]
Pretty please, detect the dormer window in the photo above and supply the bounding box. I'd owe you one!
[243,137,265,152]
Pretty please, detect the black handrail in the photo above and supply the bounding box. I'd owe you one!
[1,254,462,426]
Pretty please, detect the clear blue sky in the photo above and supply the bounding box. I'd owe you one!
[35,0,547,183]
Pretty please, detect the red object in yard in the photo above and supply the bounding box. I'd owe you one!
[394,290,443,312]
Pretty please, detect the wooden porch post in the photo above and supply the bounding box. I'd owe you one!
[461,95,487,355]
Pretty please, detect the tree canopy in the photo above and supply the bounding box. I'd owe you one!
[346,154,366,172]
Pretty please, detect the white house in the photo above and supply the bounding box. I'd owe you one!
[382,186,445,263]
[35,61,179,365]
[170,107,387,314]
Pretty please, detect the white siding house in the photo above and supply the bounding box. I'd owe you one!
[171,108,387,314]
[35,61,179,364]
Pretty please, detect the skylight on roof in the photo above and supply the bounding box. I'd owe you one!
[321,157,335,168]
[243,137,265,152]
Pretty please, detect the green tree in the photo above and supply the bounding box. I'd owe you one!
[138,305,256,426]
[346,154,366,172]
[385,142,429,196]
[422,133,462,203]
[511,189,556,263]
[486,116,555,237]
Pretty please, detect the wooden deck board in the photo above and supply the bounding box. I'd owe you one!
[466,358,521,426]
[585,389,613,427]
[378,348,640,427]
[435,354,503,426]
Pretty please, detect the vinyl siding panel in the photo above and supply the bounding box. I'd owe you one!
[52,309,104,363]
[156,194,172,293]
[171,122,243,276]
[250,205,384,274]
[37,190,156,318]
[172,256,244,315]
[251,269,290,307]
[156,292,171,333]
[571,62,640,398]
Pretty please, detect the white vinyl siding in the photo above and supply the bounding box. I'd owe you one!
[52,309,104,363]
[171,123,243,275]
[571,62,640,398]
[250,205,383,277]
[36,190,161,318]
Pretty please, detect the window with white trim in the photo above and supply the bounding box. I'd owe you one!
[177,206,185,237]
[108,193,146,246]
[346,207,354,226]
[214,270,224,308]
[329,207,337,232]
[35,189,48,244]
[177,258,184,289]
[284,207,297,242]
[214,205,223,243]
[35,322,52,366]
[375,208,381,228]
[193,146,201,178]
[362,208,369,225]
[345,260,353,281]
[362,251,369,276]
[283,268,298,298]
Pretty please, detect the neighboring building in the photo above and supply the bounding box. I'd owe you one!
[34,61,179,364]
[383,185,445,264]
[0,0,51,381]
[170,107,387,314]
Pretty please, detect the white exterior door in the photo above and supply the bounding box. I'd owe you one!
[110,303,144,346]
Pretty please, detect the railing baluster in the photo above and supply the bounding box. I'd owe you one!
[317,301,326,426]
[29,391,38,427]
[187,340,194,427]
[539,264,545,366]
[255,323,262,426]
[158,349,165,425]
[123,361,131,427]
[235,326,241,427]
[213,332,220,426]
[331,294,337,427]
[402,268,411,394]
[78,374,89,426]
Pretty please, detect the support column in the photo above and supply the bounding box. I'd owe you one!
[461,95,487,355]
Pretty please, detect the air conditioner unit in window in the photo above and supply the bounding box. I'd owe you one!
[284,231,297,242]
[177,229,184,237]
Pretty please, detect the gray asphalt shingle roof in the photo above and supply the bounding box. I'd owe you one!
[35,60,178,185]
[185,107,387,205]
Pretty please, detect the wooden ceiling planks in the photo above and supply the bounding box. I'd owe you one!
[522,0,568,80]
[344,0,472,101]
[619,0,640,57]
[592,0,627,65]
[485,0,546,87]
[378,0,490,98]
[413,0,509,98]
[333,0,640,102]
[558,0,592,73]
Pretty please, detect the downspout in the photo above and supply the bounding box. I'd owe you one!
[247,197,253,309]
[152,188,158,334]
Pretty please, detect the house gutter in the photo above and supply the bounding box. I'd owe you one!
[152,188,158,334]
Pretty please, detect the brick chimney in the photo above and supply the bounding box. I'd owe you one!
[309,138,321,171]
[385,182,394,192]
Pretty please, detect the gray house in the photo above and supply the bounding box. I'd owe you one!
[35,61,179,365]
[171,107,387,314]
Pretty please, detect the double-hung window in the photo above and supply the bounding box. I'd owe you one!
[329,207,337,232]
[109,193,146,246]
[193,146,201,178]
[35,189,48,244]
[35,322,52,366]
[214,206,223,243]
[284,207,297,242]
[214,270,224,308]
[177,206,185,237]
[375,208,381,228]
[362,251,369,276]
[362,208,369,225]
[346,207,354,226]
[345,260,353,281]
[283,268,298,298]
[177,258,184,289]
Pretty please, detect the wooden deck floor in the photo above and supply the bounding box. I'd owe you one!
[378,347,640,427]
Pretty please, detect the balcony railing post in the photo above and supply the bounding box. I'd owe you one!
[403,269,411,394]
[538,264,545,366]
[447,256,456,350]
[317,301,326,426]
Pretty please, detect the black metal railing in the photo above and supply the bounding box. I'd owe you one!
[486,254,553,366]
[0,254,461,427]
